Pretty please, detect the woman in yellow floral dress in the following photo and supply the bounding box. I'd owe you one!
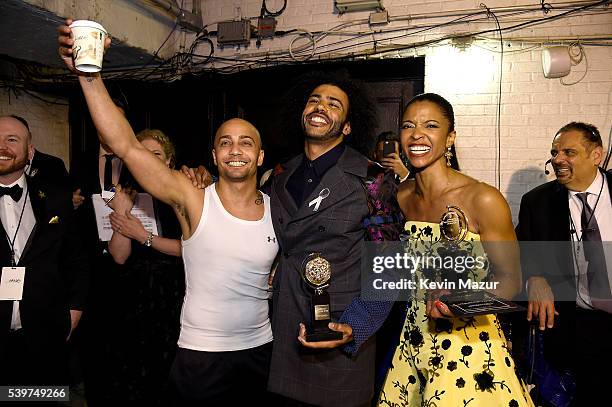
[378,93,534,407]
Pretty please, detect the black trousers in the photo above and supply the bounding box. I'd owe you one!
[167,341,273,406]
[573,307,612,406]
[0,328,68,386]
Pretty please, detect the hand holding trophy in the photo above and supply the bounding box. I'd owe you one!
[300,253,343,342]
[437,205,523,316]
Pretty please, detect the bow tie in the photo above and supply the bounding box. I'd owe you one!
[0,185,23,202]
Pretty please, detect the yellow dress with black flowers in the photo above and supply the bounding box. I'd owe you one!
[378,221,534,407]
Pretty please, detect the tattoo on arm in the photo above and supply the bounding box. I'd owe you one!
[174,204,186,218]
[255,191,263,205]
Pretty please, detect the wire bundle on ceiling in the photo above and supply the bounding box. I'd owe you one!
[1,0,610,85]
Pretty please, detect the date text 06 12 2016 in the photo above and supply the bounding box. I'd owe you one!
[0,386,69,401]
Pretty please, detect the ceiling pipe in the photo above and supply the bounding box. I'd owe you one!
[149,0,181,16]
[144,0,203,32]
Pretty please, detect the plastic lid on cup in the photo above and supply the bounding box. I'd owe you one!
[69,20,107,35]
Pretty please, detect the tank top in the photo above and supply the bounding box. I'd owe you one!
[179,184,278,351]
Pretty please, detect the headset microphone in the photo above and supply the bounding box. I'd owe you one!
[544,159,552,175]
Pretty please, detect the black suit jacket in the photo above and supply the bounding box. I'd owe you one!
[70,152,127,255]
[516,170,612,296]
[268,147,378,406]
[28,150,69,185]
[515,169,612,367]
[0,176,89,342]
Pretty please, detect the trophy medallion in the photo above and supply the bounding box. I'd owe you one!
[301,253,342,342]
[440,205,469,242]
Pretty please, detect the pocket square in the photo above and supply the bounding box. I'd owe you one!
[48,215,60,224]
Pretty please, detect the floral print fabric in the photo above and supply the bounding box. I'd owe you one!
[378,221,534,407]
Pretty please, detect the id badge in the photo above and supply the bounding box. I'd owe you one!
[0,267,26,300]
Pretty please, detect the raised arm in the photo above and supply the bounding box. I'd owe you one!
[58,21,189,210]
[474,184,522,300]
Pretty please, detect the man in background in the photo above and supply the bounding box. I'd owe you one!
[516,121,612,405]
[0,115,89,385]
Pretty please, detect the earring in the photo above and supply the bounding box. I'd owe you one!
[445,146,453,167]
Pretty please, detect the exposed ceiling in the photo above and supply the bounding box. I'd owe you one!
[0,0,156,71]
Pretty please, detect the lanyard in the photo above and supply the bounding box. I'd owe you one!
[3,183,29,267]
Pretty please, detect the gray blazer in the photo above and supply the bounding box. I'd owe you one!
[268,146,376,406]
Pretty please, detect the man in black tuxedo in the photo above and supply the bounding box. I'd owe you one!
[516,121,612,405]
[0,115,89,385]
[70,102,126,210]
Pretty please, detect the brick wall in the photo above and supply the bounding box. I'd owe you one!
[5,1,609,222]
[0,88,70,167]
[199,0,612,222]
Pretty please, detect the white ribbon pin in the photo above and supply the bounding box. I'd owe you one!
[308,188,330,212]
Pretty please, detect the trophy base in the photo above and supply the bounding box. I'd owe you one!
[306,330,343,342]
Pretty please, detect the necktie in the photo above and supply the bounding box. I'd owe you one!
[0,185,23,202]
[576,192,611,312]
[103,154,115,191]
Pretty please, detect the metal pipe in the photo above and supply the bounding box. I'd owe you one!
[148,0,181,16]
[392,0,607,23]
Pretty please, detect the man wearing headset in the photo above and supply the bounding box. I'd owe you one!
[516,121,611,406]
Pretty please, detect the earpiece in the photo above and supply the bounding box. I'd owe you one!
[544,159,552,175]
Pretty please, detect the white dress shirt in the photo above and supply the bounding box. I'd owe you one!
[568,170,612,309]
[0,174,36,330]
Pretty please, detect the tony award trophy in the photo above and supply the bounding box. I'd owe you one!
[439,205,469,242]
[438,205,523,316]
[301,253,343,342]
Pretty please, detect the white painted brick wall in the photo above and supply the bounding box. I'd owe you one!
[11,0,611,224]
[198,0,612,218]
[0,89,70,167]
[195,0,611,222]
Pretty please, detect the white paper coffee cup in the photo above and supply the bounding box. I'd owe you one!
[70,20,107,73]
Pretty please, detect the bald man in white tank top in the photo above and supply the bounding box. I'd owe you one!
[58,33,279,403]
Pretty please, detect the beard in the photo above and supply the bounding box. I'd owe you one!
[0,149,28,177]
[302,114,346,144]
